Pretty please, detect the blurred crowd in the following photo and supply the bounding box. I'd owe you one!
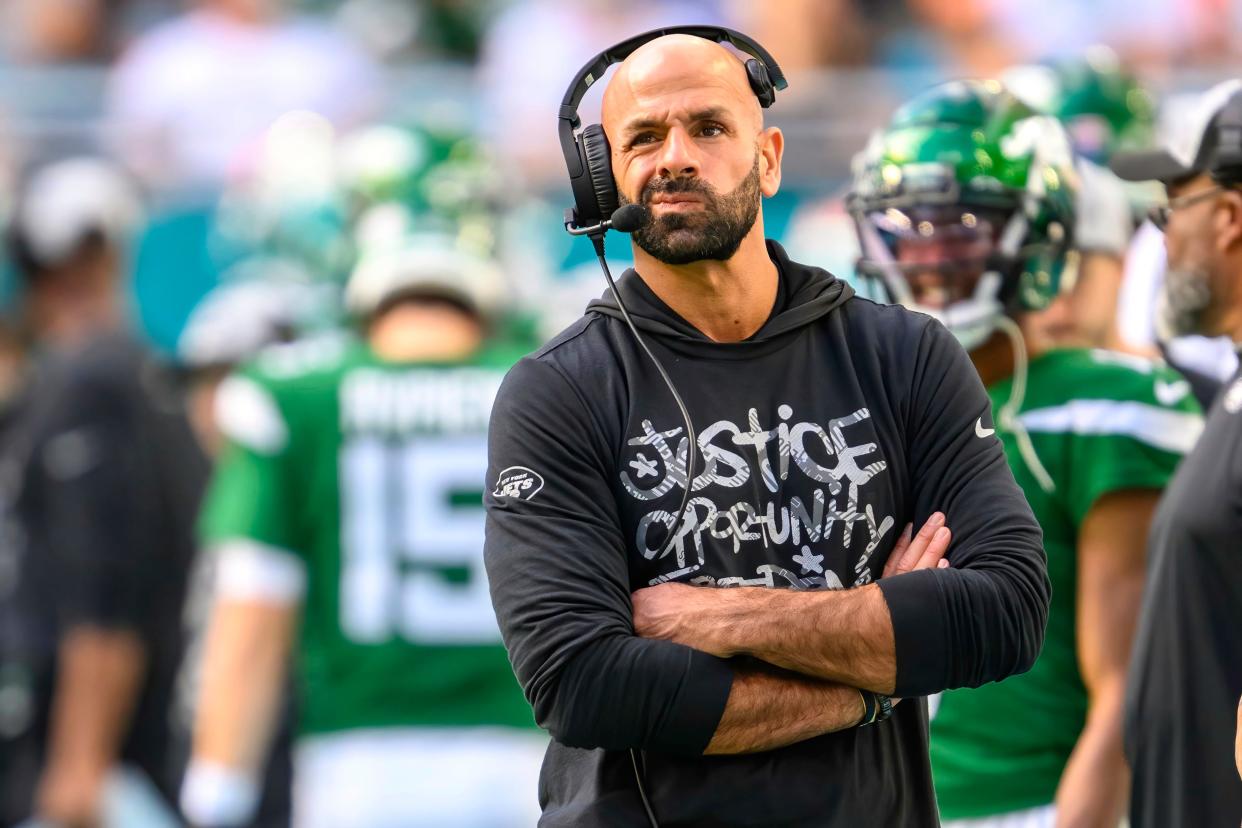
[0,1,1238,826]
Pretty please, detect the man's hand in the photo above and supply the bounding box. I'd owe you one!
[632,513,952,659]
[632,581,725,653]
[882,512,952,578]
[37,762,105,828]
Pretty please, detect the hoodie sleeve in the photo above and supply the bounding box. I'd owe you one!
[876,319,1050,698]
[484,354,734,754]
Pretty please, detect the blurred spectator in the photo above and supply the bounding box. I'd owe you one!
[2,157,207,825]
[989,0,1198,66]
[108,0,382,192]
[728,0,874,77]
[1,0,119,64]
[877,0,1019,81]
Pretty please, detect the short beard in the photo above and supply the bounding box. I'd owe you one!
[1156,266,1214,339]
[621,154,761,266]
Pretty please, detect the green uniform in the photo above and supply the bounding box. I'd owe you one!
[930,348,1203,819]
[200,335,538,737]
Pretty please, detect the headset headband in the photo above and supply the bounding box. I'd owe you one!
[557,25,787,178]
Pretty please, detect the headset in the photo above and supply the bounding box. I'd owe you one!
[559,25,787,238]
[555,27,786,828]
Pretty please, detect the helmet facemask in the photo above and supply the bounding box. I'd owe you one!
[852,193,1030,351]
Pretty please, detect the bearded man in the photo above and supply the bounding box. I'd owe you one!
[484,32,1050,826]
[1110,78,1242,828]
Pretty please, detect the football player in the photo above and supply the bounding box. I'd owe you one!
[849,79,1205,827]
[178,234,545,828]
[1004,49,1157,350]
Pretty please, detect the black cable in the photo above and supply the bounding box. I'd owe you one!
[592,240,699,566]
[629,746,659,828]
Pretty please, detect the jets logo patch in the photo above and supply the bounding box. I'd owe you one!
[492,466,545,501]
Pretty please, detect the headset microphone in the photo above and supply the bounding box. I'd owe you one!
[609,204,650,234]
[563,203,650,238]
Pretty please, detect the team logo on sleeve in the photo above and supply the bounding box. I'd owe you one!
[492,466,545,501]
[1154,378,1191,406]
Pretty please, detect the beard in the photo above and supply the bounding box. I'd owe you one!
[1156,265,1214,340]
[621,155,761,265]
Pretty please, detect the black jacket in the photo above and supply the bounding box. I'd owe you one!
[1125,363,1242,828]
[484,242,1049,826]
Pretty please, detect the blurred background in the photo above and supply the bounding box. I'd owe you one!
[0,0,1237,354]
[0,1,1237,826]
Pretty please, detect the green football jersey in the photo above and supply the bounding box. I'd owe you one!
[930,348,1204,818]
[199,335,539,737]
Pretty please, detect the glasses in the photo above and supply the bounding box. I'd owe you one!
[1147,185,1233,231]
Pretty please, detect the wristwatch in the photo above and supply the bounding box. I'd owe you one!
[871,693,893,724]
[859,691,893,726]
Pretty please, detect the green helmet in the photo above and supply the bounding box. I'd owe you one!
[338,122,504,224]
[848,79,1078,350]
[1048,48,1155,167]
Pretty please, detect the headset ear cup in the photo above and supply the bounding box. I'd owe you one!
[745,59,775,108]
[581,124,619,220]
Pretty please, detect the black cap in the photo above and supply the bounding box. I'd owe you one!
[1110,79,1242,183]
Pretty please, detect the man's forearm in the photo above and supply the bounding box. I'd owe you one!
[181,598,296,827]
[192,599,295,771]
[653,584,899,693]
[38,626,146,822]
[632,516,953,694]
[722,586,896,692]
[705,664,865,755]
[45,627,146,778]
[1054,685,1129,827]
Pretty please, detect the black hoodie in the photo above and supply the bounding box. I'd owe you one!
[484,241,1049,827]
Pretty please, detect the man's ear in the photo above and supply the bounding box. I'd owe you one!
[759,127,783,198]
[1214,188,1242,252]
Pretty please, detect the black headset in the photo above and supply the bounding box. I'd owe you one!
[558,25,787,237]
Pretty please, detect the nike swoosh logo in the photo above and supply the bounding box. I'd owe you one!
[975,417,995,438]
[1154,379,1191,406]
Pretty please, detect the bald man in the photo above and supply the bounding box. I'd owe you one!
[485,34,1049,827]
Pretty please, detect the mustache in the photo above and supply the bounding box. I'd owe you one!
[639,176,718,204]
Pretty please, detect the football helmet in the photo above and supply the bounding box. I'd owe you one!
[848,79,1079,350]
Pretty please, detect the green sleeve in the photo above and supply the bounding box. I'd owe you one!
[198,373,301,556]
[1063,370,1204,526]
[1064,432,1180,526]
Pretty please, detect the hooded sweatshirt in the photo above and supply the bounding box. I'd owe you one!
[484,241,1049,827]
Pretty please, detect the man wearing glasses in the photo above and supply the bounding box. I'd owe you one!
[1110,78,1242,828]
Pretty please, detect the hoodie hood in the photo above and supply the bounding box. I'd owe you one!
[585,240,854,352]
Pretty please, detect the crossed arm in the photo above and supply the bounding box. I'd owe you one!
[668,516,953,754]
